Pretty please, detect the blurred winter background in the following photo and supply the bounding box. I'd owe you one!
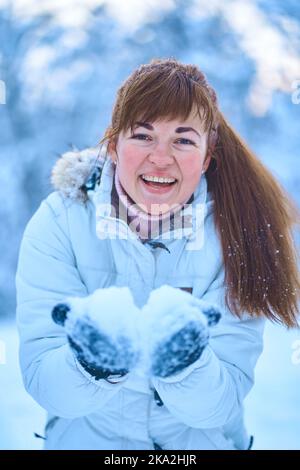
[0,0,299,450]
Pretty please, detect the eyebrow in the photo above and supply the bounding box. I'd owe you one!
[176,126,201,137]
[134,122,201,137]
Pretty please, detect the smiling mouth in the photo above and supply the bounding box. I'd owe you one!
[140,175,177,188]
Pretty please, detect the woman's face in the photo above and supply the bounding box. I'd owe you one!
[110,112,211,214]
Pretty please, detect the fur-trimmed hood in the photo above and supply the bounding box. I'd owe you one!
[51,146,105,203]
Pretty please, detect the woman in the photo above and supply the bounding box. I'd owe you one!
[16,58,300,450]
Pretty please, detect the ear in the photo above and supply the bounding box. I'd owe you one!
[202,153,212,173]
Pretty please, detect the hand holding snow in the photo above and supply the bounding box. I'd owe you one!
[142,286,221,378]
[52,285,221,380]
[52,287,141,379]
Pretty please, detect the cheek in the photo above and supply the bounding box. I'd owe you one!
[118,147,138,171]
[179,154,202,181]
[117,146,143,188]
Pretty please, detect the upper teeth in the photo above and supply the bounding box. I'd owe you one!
[142,175,176,183]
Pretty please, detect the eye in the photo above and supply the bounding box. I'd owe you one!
[175,138,195,145]
[130,133,152,141]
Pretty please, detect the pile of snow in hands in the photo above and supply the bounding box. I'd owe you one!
[52,285,221,378]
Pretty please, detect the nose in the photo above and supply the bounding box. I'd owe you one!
[148,142,174,166]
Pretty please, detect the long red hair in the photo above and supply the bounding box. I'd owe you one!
[101,58,300,327]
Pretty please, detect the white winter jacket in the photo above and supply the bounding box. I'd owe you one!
[16,148,265,450]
